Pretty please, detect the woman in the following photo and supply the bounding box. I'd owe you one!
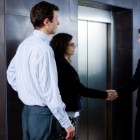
[50,33,117,139]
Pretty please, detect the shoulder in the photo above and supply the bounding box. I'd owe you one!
[56,59,68,67]
[25,35,53,53]
[56,59,72,72]
[137,59,140,67]
[134,59,140,73]
[138,58,140,63]
[17,37,54,62]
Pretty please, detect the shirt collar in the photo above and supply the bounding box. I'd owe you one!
[33,29,51,42]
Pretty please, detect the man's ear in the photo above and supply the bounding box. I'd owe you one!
[43,18,49,26]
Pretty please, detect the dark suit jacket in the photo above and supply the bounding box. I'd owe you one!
[56,58,107,111]
[116,59,140,108]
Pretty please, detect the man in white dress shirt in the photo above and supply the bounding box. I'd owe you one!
[6,1,75,140]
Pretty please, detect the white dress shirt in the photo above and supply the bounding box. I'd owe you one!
[7,30,71,128]
[67,111,80,118]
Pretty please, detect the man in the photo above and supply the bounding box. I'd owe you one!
[7,1,75,140]
[113,28,140,140]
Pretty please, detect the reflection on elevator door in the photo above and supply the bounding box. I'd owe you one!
[78,20,108,140]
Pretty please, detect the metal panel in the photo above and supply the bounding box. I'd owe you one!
[78,19,108,140]
[0,0,4,14]
[78,20,88,82]
[88,22,107,90]
[78,6,111,23]
[78,20,88,140]
[87,21,107,140]
[0,15,4,44]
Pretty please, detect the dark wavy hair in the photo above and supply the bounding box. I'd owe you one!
[30,1,59,28]
[50,33,73,60]
[139,28,140,34]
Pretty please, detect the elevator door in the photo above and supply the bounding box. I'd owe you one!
[78,20,108,140]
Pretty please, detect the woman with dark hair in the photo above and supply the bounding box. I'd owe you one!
[50,33,118,139]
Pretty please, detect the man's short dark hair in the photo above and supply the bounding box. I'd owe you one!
[30,1,59,28]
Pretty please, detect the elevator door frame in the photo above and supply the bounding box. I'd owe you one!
[78,6,112,140]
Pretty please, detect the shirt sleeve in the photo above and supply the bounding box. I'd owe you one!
[37,51,71,128]
[7,56,17,91]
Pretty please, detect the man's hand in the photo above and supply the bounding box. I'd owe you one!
[65,125,75,140]
[106,89,118,101]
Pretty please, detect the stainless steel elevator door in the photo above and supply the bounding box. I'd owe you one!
[78,20,107,140]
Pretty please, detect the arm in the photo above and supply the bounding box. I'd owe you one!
[76,82,108,99]
[7,56,17,91]
[37,51,72,128]
[58,60,108,99]
[116,59,140,95]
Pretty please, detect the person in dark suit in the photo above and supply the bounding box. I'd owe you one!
[50,33,118,139]
[114,28,140,140]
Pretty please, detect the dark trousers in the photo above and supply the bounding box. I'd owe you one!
[135,108,140,140]
[22,105,60,140]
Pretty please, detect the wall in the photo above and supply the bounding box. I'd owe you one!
[0,0,6,139]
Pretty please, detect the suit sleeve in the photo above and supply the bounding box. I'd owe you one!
[72,76,107,99]
[58,61,107,99]
[116,59,140,95]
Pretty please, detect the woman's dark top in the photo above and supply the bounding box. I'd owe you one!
[116,59,140,108]
[56,58,108,111]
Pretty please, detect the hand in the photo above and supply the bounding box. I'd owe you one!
[106,89,118,101]
[65,125,75,140]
